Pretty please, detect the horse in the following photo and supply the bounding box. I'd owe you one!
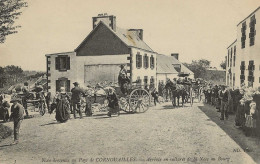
[164,81,189,107]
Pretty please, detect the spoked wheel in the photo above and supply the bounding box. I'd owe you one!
[119,97,132,113]
[129,89,150,113]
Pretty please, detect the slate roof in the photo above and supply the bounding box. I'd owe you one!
[157,54,194,75]
[75,21,154,52]
[115,26,154,52]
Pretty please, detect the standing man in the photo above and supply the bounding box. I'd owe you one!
[10,98,24,145]
[71,82,85,119]
[151,88,159,106]
[21,82,30,117]
[219,86,229,120]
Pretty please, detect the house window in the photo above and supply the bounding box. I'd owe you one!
[150,55,154,69]
[143,54,149,69]
[136,52,142,69]
[55,56,70,71]
[173,64,181,72]
[150,76,155,89]
[56,78,70,92]
[249,15,256,46]
[230,48,232,67]
[241,22,246,49]
[240,61,245,85]
[248,60,255,87]
[136,76,142,86]
[227,50,229,67]
[144,76,148,88]
[233,46,236,67]
[233,73,235,87]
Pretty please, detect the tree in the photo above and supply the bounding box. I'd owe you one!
[183,59,211,78]
[4,65,24,83]
[0,0,28,43]
[0,66,7,88]
[198,59,211,68]
[220,60,226,70]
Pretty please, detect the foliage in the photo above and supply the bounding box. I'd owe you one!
[220,60,226,70]
[0,65,46,93]
[0,66,7,88]
[0,0,28,43]
[184,59,225,85]
[183,59,210,78]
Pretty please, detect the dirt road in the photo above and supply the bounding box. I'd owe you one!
[0,102,257,164]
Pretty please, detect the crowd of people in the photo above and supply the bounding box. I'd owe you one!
[203,84,260,138]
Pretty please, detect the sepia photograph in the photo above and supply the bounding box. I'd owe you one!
[0,0,260,163]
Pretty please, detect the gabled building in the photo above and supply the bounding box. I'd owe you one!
[46,14,157,94]
[157,54,194,85]
[226,7,260,88]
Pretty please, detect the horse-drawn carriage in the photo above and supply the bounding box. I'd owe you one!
[161,72,203,107]
[12,87,48,116]
[80,82,151,116]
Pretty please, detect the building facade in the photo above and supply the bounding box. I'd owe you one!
[46,14,157,94]
[226,40,237,87]
[226,7,260,88]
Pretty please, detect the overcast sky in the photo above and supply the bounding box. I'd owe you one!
[0,0,260,71]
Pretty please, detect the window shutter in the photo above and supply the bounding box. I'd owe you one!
[136,54,139,68]
[66,80,70,92]
[55,57,60,70]
[143,55,146,68]
[147,56,149,68]
[67,57,70,70]
[56,80,60,92]
[139,55,142,68]
[150,56,154,69]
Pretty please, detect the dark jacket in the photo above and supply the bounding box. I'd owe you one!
[71,86,85,103]
[10,103,24,121]
[220,90,228,102]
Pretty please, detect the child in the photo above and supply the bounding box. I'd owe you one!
[245,101,257,136]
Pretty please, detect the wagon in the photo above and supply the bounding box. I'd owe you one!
[117,84,151,113]
[81,83,151,116]
[13,91,47,116]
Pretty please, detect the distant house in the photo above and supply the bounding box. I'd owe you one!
[156,54,194,85]
[226,6,260,88]
[46,14,193,95]
[46,14,156,94]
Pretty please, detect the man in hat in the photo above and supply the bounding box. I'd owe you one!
[219,85,229,120]
[119,64,127,76]
[118,70,130,95]
[21,82,30,117]
[10,98,24,144]
[71,82,85,119]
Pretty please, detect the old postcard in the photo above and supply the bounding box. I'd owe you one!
[0,0,260,164]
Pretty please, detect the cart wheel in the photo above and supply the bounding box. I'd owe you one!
[119,97,132,113]
[129,89,150,113]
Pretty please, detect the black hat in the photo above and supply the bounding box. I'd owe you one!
[73,82,79,86]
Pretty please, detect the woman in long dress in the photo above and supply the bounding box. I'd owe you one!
[52,87,70,123]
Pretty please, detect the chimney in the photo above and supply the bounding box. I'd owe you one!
[128,29,143,40]
[171,53,179,60]
[92,14,116,31]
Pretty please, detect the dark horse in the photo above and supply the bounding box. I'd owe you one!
[165,81,189,107]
